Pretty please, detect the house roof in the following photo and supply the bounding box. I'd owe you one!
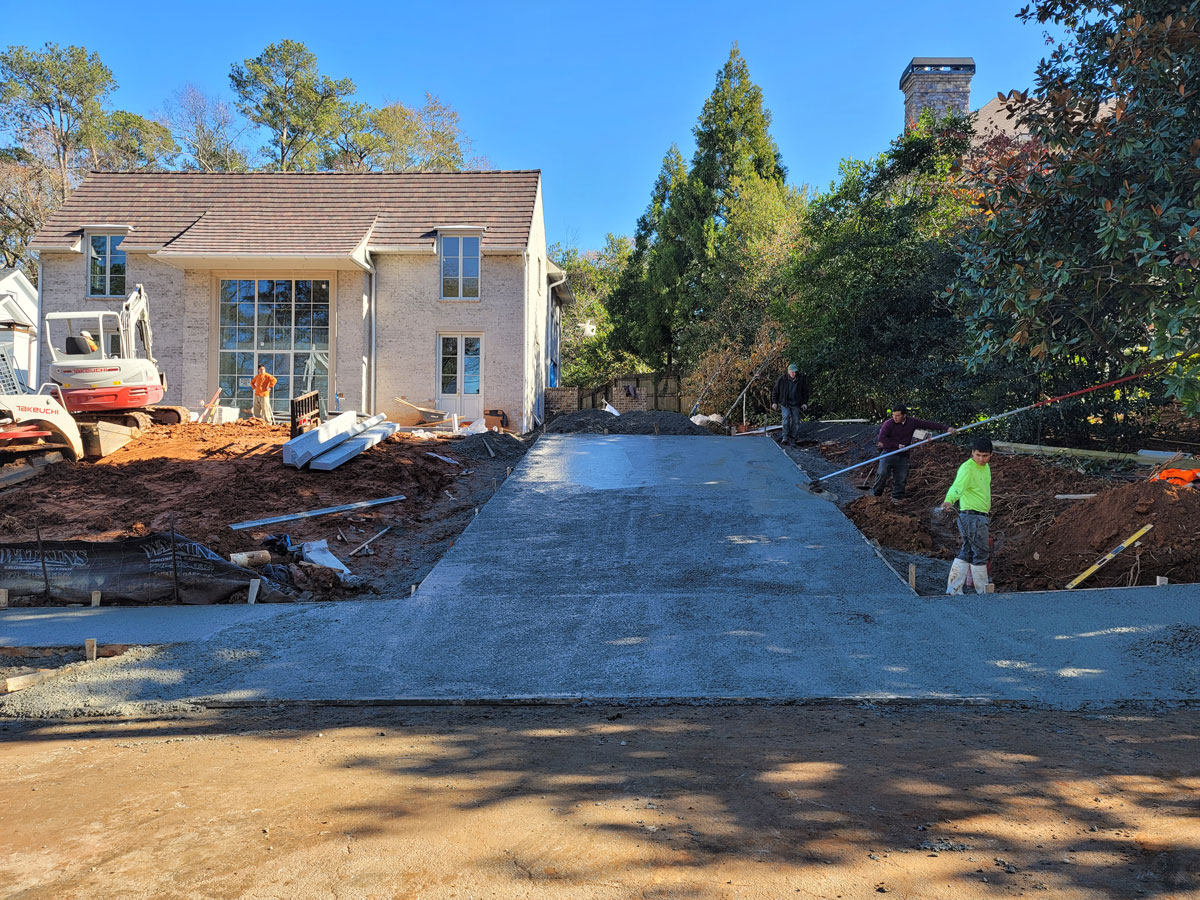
[0,268,38,327]
[972,95,1116,145]
[974,96,1027,141]
[30,170,542,258]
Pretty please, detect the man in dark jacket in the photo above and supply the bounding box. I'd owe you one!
[872,405,956,499]
[770,364,811,446]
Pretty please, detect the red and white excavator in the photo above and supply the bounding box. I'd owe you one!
[43,284,188,430]
[0,384,85,463]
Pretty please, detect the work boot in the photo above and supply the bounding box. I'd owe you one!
[946,559,969,595]
[970,564,990,595]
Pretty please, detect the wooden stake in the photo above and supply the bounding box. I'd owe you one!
[908,564,917,590]
[247,579,261,604]
[0,588,7,609]
[985,583,996,594]
[492,478,497,492]
[169,512,181,604]
[85,638,97,662]
[411,584,417,596]
[506,466,512,477]
[35,520,50,601]
[199,388,221,423]
[91,591,101,607]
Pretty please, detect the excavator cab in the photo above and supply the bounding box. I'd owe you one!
[45,284,180,423]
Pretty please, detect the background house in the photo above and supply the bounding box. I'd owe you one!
[0,268,38,388]
[898,56,1032,142]
[29,170,573,431]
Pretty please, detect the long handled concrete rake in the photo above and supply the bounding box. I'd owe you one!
[805,370,1154,495]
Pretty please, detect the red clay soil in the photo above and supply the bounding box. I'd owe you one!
[1008,480,1200,590]
[0,421,522,601]
[836,442,1197,590]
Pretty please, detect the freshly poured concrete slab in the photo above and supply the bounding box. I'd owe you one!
[0,603,295,647]
[3,435,1199,715]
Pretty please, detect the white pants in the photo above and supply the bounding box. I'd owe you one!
[252,394,274,424]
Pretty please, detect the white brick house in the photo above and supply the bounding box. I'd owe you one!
[29,171,573,431]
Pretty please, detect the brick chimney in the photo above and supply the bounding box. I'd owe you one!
[899,57,975,127]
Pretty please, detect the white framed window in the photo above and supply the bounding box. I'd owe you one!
[441,235,480,299]
[217,277,331,418]
[87,234,126,297]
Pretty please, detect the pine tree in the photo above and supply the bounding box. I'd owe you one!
[607,44,787,374]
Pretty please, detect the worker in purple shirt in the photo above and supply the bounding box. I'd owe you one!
[872,405,957,499]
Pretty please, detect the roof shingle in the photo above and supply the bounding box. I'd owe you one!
[31,170,541,255]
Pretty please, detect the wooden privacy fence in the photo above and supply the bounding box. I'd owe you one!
[546,373,683,416]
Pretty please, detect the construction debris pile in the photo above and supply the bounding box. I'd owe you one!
[0,419,526,604]
[823,439,1198,590]
[547,409,712,435]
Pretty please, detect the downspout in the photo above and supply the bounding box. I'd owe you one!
[521,249,529,431]
[34,254,43,389]
[368,260,377,415]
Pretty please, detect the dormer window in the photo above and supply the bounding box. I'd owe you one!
[88,234,126,298]
[440,234,480,300]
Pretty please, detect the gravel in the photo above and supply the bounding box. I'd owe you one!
[546,409,711,435]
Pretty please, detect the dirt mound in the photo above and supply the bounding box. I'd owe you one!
[1009,481,1200,589]
[449,432,529,462]
[825,442,1131,585]
[547,409,711,435]
[0,421,507,601]
[844,496,934,553]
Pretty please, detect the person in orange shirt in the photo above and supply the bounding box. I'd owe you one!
[250,364,278,424]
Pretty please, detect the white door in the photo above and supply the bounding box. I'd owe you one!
[437,333,483,420]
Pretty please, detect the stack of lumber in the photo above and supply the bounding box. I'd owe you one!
[282,412,399,471]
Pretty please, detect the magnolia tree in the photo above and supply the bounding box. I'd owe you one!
[951,0,1200,410]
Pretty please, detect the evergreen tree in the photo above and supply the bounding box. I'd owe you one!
[607,45,787,373]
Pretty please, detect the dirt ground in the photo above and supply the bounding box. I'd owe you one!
[800,435,1199,592]
[0,422,528,602]
[0,646,84,682]
[1,705,1197,899]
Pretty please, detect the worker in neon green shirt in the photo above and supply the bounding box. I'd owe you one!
[940,436,993,595]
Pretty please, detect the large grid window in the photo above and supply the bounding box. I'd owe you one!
[88,235,126,297]
[218,278,330,417]
[440,235,480,299]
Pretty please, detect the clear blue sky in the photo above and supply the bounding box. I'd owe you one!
[4,0,1060,251]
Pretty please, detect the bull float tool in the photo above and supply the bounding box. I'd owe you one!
[804,369,1156,495]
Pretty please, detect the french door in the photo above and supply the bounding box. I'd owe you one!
[437,333,483,420]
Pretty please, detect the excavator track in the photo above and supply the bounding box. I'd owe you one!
[146,406,191,426]
[72,410,155,431]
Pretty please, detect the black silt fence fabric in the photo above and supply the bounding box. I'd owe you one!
[0,533,290,604]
